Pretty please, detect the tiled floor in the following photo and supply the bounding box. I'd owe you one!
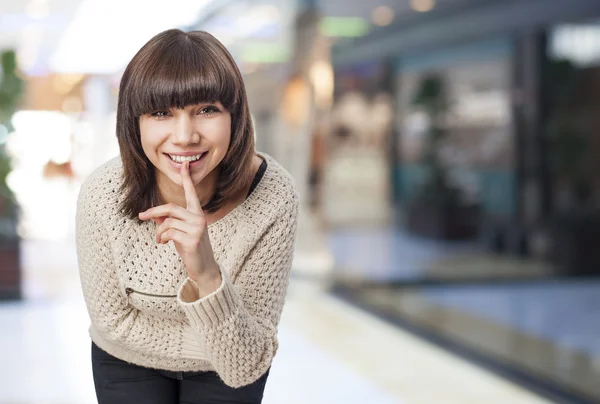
[0,294,401,404]
[282,284,555,404]
[0,237,557,404]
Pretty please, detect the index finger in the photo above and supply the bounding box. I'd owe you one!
[180,161,202,214]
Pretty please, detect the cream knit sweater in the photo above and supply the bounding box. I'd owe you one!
[75,153,299,388]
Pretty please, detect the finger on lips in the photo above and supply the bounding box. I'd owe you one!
[138,161,205,246]
[180,161,202,213]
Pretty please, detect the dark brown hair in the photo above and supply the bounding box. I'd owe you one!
[116,29,255,220]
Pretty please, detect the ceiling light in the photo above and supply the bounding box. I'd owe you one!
[411,0,436,13]
[372,6,395,27]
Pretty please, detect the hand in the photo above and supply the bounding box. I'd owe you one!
[138,161,221,290]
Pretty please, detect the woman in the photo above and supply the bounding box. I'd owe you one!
[75,29,299,404]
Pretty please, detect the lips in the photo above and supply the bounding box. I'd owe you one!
[164,152,208,169]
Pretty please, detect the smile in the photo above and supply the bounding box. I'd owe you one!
[167,153,205,163]
[164,152,208,169]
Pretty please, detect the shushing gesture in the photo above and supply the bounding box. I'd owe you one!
[138,161,221,294]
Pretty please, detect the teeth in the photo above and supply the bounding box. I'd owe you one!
[168,153,204,163]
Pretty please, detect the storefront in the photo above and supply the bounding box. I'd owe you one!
[322,60,395,227]
[395,38,516,238]
[329,1,600,402]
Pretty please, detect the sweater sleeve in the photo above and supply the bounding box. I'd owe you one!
[75,182,187,358]
[177,197,299,388]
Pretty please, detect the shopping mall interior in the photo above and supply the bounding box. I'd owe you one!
[1,0,600,403]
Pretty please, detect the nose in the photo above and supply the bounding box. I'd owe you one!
[172,114,199,146]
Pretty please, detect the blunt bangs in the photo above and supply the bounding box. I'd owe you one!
[127,35,240,118]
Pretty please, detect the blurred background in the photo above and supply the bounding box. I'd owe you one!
[1,0,600,403]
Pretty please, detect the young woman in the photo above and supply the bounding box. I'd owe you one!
[75,29,299,404]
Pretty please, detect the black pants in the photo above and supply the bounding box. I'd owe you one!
[92,342,269,404]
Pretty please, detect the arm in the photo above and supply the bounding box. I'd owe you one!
[177,199,299,388]
[75,185,186,358]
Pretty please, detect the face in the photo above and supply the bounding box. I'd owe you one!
[139,102,231,195]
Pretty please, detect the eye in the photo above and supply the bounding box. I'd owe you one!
[150,111,170,119]
[198,105,221,116]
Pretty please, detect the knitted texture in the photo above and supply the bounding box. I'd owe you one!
[75,152,299,388]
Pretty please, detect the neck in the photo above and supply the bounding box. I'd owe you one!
[156,168,219,209]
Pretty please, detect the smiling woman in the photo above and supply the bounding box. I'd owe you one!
[75,29,299,404]
[117,29,255,219]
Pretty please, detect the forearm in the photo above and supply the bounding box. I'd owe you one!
[178,272,283,388]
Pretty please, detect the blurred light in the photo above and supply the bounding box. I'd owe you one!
[62,73,85,85]
[62,96,84,114]
[25,0,50,20]
[52,75,72,95]
[6,110,75,242]
[17,47,38,72]
[5,171,19,197]
[52,74,85,95]
[9,110,72,168]
[551,25,600,66]
[282,77,311,127]
[319,17,369,38]
[241,43,290,64]
[449,90,510,126]
[11,110,71,140]
[309,61,334,108]
[50,147,72,164]
[372,6,395,27]
[51,0,211,74]
[411,0,436,13]
[18,23,44,73]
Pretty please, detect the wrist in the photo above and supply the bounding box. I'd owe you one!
[191,264,222,297]
[191,271,220,285]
